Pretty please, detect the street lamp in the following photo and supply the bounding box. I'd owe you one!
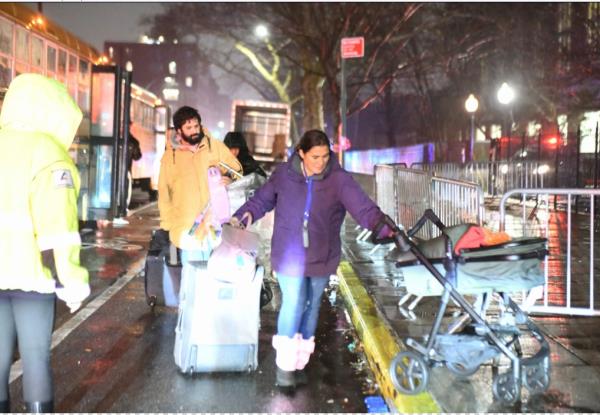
[497,82,516,159]
[497,82,515,106]
[465,93,479,162]
[255,24,269,39]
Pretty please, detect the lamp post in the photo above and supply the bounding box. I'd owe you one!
[465,94,479,162]
[497,82,515,160]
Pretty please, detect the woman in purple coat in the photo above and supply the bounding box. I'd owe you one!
[232,129,391,389]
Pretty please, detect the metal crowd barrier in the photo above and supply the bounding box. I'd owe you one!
[373,165,484,240]
[374,164,402,224]
[395,168,433,239]
[429,176,485,237]
[500,188,600,316]
[412,161,552,197]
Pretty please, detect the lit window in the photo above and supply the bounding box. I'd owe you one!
[169,61,177,75]
[126,61,133,72]
[185,76,192,87]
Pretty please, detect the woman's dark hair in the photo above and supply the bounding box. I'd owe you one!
[295,129,331,153]
[173,106,201,130]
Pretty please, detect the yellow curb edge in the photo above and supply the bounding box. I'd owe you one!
[337,260,441,413]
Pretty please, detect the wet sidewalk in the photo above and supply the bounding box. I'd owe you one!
[12,184,600,412]
[9,202,377,413]
[337,176,600,412]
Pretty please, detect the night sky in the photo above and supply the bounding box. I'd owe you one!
[24,2,164,51]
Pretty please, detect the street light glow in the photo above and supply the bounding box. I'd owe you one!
[497,82,515,105]
[465,94,479,113]
[255,24,269,39]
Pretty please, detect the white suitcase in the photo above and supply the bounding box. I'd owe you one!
[173,260,263,373]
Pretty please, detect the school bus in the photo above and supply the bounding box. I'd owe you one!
[0,3,164,220]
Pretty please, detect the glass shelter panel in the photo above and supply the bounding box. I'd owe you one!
[91,71,115,137]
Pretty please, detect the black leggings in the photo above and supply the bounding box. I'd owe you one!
[0,293,55,402]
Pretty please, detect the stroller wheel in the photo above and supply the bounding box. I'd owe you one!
[492,372,520,405]
[523,363,550,394]
[389,351,429,395]
[446,361,480,378]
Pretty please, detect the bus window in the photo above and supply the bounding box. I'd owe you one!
[57,49,66,82]
[0,17,12,56]
[0,56,10,91]
[15,27,28,63]
[14,27,28,76]
[46,45,56,77]
[79,59,90,87]
[78,59,91,130]
[68,54,77,99]
[31,36,43,73]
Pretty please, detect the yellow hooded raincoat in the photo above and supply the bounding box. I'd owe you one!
[0,74,89,297]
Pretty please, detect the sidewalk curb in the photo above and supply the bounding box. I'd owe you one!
[337,261,440,413]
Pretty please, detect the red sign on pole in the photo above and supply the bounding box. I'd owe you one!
[341,37,364,59]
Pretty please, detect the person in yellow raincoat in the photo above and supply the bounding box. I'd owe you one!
[0,74,90,413]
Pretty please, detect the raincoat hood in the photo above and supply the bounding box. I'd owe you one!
[0,73,82,150]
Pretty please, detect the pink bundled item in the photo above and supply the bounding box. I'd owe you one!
[207,166,231,227]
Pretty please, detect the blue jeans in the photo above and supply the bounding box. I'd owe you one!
[276,274,329,339]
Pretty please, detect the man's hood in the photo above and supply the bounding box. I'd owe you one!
[0,73,82,150]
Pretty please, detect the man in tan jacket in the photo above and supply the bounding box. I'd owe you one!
[158,106,242,251]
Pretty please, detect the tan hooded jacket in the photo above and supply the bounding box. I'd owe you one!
[158,129,242,248]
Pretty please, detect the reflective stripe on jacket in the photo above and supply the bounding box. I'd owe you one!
[0,74,88,294]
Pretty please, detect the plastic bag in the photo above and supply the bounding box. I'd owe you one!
[207,223,260,283]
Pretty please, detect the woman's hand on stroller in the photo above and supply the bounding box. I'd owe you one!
[371,214,399,244]
[371,214,412,253]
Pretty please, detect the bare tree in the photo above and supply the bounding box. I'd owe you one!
[143,3,425,143]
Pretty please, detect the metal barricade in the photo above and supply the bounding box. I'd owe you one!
[395,167,434,239]
[500,188,600,316]
[429,177,485,237]
[379,166,485,239]
[413,161,552,197]
[374,164,402,225]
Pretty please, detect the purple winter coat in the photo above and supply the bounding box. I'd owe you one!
[233,152,385,277]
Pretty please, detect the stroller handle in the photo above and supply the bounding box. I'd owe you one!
[370,214,412,253]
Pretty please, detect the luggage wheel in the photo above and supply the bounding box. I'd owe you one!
[147,296,157,308]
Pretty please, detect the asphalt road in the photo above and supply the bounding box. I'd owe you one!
[8,203,379,413]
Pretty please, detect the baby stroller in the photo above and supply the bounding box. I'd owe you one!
[372,209,551,405]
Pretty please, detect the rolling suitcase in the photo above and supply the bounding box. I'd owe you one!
[144,230,182,308]
[173,262,263,373]
[174,224,263,373]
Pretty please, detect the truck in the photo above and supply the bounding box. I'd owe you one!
[230,100,291,166]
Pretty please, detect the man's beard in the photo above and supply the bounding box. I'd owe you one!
[181,130,204,145]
